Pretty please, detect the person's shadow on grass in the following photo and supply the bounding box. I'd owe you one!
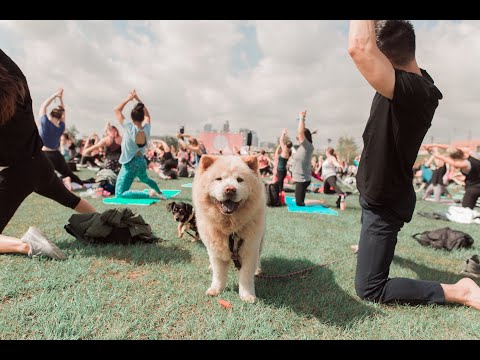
[393,255,464,284]
[256,257,380,328]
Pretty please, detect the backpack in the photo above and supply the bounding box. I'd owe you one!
[265,182,282,207]
[412,227,474,251]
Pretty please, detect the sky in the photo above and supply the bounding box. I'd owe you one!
[1,20,478,150]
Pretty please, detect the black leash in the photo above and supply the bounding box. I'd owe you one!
[184,230,196,240]
[255,259,343,280]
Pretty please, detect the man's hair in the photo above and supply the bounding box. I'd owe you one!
[50,106,65,120]
[0,63,27,126]
[375,20,416,66]
[286,141,293,149]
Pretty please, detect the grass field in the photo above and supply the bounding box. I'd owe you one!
[1,169,480,340]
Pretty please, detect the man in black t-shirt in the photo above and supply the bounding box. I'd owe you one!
[349,20,480,310]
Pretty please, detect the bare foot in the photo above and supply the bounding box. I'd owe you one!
[458,278,480,310]
[351,244,359,254]
[149,190,167,200]
[305,199,325,206]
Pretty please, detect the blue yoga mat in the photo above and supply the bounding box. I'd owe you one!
[103,189,181,206]
[181,183,193,188]
[285,196,338,216]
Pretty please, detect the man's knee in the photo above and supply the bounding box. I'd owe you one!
[355,278,384,302]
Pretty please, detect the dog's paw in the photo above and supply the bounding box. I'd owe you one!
[206,287,221,296]
[240,294,256,303]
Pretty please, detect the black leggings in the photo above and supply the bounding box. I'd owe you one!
[323,176,344,195]
[0,152,81,233]
[462,185,480,209]
[80,154,102,166]
[295,180,311,206]
[44,150,84,185]
[276,170,287,194]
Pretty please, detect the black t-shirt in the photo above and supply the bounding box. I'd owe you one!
[464,156,480,189]
[356,68,443,205]
[0,49,43,166]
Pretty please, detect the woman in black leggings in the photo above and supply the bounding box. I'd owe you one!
[321,147,346,208]
[0,49,96,259]
[274,128,292,194]
[38,88,85,185]
[428,144,480,209]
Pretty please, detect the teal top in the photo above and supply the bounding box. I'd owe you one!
[119,122,151,165]
[277,155,288,172]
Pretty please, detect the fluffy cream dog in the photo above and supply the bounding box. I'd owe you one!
[192,155,266,303]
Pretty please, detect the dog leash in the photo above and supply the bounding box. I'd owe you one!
[255,259,343,280]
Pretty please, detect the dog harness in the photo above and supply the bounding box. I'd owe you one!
[229,233,244,270]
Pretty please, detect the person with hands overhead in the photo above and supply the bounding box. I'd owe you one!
[349,19,480,310]
[113,89,165,200]
[38,88,85,185]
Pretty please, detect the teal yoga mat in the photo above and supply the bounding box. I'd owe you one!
[285,196,338,216]
[103,189,181,206]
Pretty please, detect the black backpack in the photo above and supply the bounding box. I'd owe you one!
[265,182,282,207]
[412,227,474,251]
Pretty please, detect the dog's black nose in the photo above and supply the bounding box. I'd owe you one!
[224,186,237,196]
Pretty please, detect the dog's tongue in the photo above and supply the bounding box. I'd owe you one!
[221,200,238,213]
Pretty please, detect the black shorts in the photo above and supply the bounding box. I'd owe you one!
[0,151,81,233]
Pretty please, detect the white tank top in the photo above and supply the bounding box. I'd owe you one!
[321,157,337,180]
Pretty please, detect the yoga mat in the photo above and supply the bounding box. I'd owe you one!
[285,196,338,216]
[181,183,193,188]
[103,189,181,206]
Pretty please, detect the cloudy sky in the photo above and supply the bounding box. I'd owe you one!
[0,20,478,149]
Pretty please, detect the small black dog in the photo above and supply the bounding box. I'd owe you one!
[166,202,200,242]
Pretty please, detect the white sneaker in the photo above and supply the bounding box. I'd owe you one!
[21,227,67,260]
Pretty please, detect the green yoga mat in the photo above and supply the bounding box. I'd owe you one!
[103,189,181,206]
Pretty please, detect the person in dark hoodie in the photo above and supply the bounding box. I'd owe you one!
[349,20,480,310]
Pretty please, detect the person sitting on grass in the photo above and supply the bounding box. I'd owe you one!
[0,48,96,260]
[113,89,165,200]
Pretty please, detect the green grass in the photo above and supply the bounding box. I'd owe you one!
[1,170,480,339]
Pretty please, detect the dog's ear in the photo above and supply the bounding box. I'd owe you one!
[242,155,258,173]
[166,202,175,212]
[198,155,218,174]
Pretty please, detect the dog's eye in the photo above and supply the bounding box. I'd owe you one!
[215,177,222,181]
[237,177,244,183]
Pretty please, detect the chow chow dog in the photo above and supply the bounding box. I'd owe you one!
[192,155,266,303]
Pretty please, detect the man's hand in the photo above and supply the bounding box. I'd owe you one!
[56,88,64,98]
[299,110,307,120]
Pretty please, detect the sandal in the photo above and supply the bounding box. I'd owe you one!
[460,255,480,279]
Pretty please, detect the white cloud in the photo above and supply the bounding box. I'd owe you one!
[0,20,477,151]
